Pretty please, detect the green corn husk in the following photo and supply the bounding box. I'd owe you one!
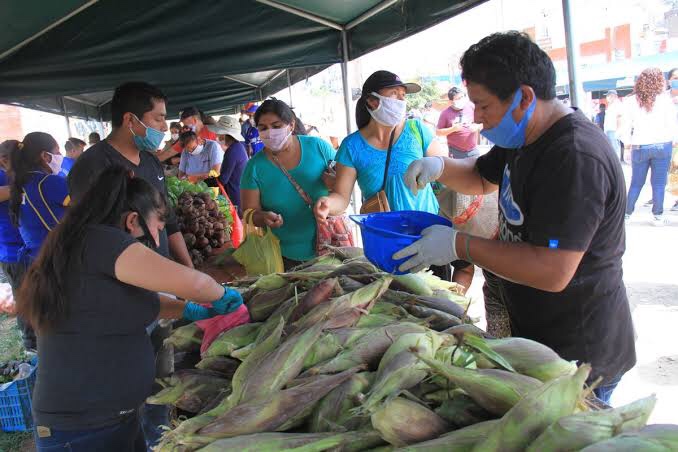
[392,273,433,296]
[247,283,296,321]
[472,364,591,452]
[371,397,449,447]
[381,289,469,320]
[338,275,366,292]
[257,290,304,341]
[146,370,230,413]
[355,313,401,328]
[238,321,325,403]
[310,372,375,432]
[306,323,428,376]
[227,317,285,408]
[394,419,500,452]
[417,354,541,417]
[194,356,240,377]
[188,368,362,447]
[434,344,476,369]
[526,395,657,452]
[579,424,678,452]
[252,273,288,290]
[290,277,342,322]
[400,304,463,331]
[362,332,443,412]
[197,429,383,452]
[291,277,393,332]
[327,260,379,278]
[163,322,203,352]
[468,335,577,382]
[434,392,494,428]
[302,327,370,371]
[230,343,255,360]
[202,322,262,358]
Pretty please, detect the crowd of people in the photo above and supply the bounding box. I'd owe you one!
[2,27,674,451]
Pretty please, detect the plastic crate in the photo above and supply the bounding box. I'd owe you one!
[0,364,36,432]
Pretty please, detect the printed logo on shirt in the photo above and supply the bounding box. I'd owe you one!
[499,164,524,226]
[157,175,164,181]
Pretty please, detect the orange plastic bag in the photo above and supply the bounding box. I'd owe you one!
[216,180,243,248]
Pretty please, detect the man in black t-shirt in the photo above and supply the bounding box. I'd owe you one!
[394,32,635,404]
[68,82,193,447]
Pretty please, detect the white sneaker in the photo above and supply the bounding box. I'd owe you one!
[652,215,667,226]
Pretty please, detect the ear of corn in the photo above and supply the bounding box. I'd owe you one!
[472,364,591,452]
[392,273,434,296]
[257,291,305,341]
[371,397,449,447]
[252,273,288,290]
[434,392,494,428]
[393,419,500,452]
[164,322,203,352]
[526,395,657,452]
[310,372,375,432]
[362,332,443,412]
[193,368,362,444]
[307,323,428,376]
[418,354,541,416]
[469,336,577,382]
[227,317,285,408]
[292,276,392,332]
[578,424,678,451]
[290,277,341,322]
[196,430,383,452]
[146,370,229,413]
[195,356,240,377]
[238,321,325,402]
[203,322,262,358]
[247,283,296,321]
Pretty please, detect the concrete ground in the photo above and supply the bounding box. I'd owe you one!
[465,162,678,422]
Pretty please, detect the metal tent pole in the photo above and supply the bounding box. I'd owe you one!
[341,30,352,136]
[59,97,73,137]
[562,0,584,108]
[286,69,293,107]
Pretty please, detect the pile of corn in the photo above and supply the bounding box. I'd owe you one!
[154,248,673,452]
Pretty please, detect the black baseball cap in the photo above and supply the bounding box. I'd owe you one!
[362,70,421,96]
[180,106,200,120]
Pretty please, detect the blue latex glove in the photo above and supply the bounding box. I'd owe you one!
[210,287,244,315]
[182,302,211,321]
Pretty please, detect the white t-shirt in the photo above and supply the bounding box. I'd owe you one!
[603,101,622,132]
[621,93,678,145]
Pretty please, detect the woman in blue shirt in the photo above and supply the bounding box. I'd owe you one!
[0,140,27,347]
[314,71,446,220]
[8,132,69,264]
[240,98,336,266]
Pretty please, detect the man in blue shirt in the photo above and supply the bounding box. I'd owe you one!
[177,131,224,181]
[60,137,86,176]
[241,103,264,156]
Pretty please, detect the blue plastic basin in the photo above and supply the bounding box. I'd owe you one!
[350,211,452,275]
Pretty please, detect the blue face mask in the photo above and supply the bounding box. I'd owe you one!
[670,80,678,90]
[480,89,536,149]
[130,114,165,152]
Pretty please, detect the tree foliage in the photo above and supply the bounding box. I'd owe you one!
[406,79,441,110]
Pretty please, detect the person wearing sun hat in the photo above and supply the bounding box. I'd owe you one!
[313,70,447,219]
[208,116,249,213]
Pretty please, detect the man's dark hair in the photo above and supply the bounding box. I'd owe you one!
[88,132,101,142]
[599,103,606,110]
[68,137,86,148]
[110,82,167,128]
[179,131,197,147]
[460,31,556,101]
[447,87,462,100]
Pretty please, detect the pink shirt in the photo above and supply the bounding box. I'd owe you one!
[437,104,478,152]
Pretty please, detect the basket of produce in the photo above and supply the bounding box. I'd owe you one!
[166,177,234,267]
[0,358,37,432]
[152,248,663,451]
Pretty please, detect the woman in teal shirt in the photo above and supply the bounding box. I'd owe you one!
[240,99,335,266]
[314,70,446,219]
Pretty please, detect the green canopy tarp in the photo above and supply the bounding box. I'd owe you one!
[0,0,486,119]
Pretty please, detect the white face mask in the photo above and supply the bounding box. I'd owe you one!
[47,153,64,175]
[452,98,468,110]
[171,133,179,141]
[190,144,204,156]
[261,126,292,152]
[368,92,407,127]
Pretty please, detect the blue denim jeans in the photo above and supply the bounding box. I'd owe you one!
[626,142,672,216]
[593,376,622,405]
[34,411,145,452]
[449,146,480,159]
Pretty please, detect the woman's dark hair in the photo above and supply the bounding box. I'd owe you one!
[668,68,678,80]
[355,94,380,130]
[170,121,182,131]
[17,165,166,332]
[0,140,19,159]
[111,81,167,128]
[179,131,198,146]
[460,31,556,101]
[9,132,58,227]
[291,111,307,135]
[253,98,295,126]
[201,111,217,126]
[448,87,463,100]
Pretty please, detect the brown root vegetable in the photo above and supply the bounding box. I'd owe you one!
[183,233,197,248]
[196,237,209,249]
[203,245,213,257]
